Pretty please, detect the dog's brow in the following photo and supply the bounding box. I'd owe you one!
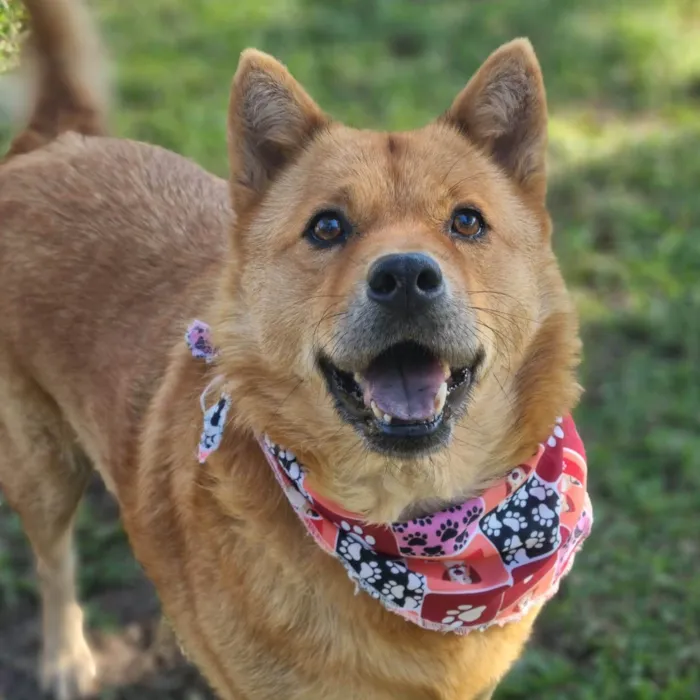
[323,184,354,210]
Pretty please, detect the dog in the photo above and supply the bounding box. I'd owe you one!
[0,0,590,698]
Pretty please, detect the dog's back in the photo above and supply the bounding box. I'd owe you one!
[0,0,232,457]
[0,3,231,697]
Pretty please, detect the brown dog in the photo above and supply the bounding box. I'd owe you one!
[0,0,583,698]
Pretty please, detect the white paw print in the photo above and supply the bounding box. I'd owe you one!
[525,530,546,550]
[380,580,406,601]
[503,534,524,553]
[528,482,555,502]
[511,488,530,508]
[441,604,487,625]
[546,417,565,447]
[340,521,376,547]
[402,596,421,611]
[338,539,363,562]
[503,535,526,564]
[406,572,424,592]
[388,560,407,576]
[501,510,528,532]
[531,503,556,528]
[358,560,382,584]
[482,513,502,537]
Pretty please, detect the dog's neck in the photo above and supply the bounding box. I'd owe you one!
[256,423,592,635]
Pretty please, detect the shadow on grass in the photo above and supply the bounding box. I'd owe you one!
[500,126,700,699]
[80,0,700,173]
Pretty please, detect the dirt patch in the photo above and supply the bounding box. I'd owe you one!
[0,481,216,699]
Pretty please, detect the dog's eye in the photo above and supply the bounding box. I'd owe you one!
[305,211,351,248]
[451,208,486,240]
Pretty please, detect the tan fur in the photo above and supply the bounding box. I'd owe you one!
[0,1,581,698]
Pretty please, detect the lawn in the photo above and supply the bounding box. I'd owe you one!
[1,0,699,698]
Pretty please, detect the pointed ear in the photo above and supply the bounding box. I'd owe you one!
[442,39,548,200]
[227,49,329,210]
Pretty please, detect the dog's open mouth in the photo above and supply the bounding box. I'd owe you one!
[319,342,478,455]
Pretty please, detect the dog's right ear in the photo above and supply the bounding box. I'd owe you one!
[228,50,328,211]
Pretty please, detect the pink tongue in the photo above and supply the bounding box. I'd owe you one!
[362,348,445,421]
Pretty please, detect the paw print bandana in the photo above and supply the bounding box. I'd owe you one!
[187,320,593,635]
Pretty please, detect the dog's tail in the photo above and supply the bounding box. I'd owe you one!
[4,0,109,159]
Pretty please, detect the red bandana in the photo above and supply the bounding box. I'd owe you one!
[259,417,592,634]
[187,320,593,634]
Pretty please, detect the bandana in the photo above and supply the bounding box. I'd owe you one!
[187,320,593,635]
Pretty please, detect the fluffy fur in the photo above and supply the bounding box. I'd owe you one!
[0,1,581,699]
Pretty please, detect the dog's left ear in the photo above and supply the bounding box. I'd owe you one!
[442,39,548,201]
[228,50,329,211]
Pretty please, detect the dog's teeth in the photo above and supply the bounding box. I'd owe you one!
[440,360,451,380]
[354,372,365,385]
[370,400,392,424]
[434,381,448,415]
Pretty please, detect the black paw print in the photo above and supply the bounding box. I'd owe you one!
[462,504,483,526]
[423,544,445,556]
[437,519,459,542]
[394,524,408,534]
[412,516,434,527]
[454,529,470,548]
[400,546,414,555]
[406,532,428,547]
[447,505,463,514]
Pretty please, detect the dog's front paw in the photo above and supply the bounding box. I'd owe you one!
[40,636,97,700]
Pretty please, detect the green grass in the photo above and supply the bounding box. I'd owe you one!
[0,0,23,70]
[2,0,700,698]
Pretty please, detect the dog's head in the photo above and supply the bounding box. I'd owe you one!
[215,40,580,522]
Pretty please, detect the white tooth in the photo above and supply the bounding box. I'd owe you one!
[383,413,393,424]
[370,400,384,421]
[434,381,448,415]
[440,360,451,380]
[354,372,364,384]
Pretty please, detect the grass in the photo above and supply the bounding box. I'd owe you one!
[1,0,700,698]
[0,0,22,70]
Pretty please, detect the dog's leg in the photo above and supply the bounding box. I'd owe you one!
[35,508,96,700]
[0,378,95,700]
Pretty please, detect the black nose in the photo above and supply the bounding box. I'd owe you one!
[367,253,445,313]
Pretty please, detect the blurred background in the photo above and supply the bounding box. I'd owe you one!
[1,0,699,698]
